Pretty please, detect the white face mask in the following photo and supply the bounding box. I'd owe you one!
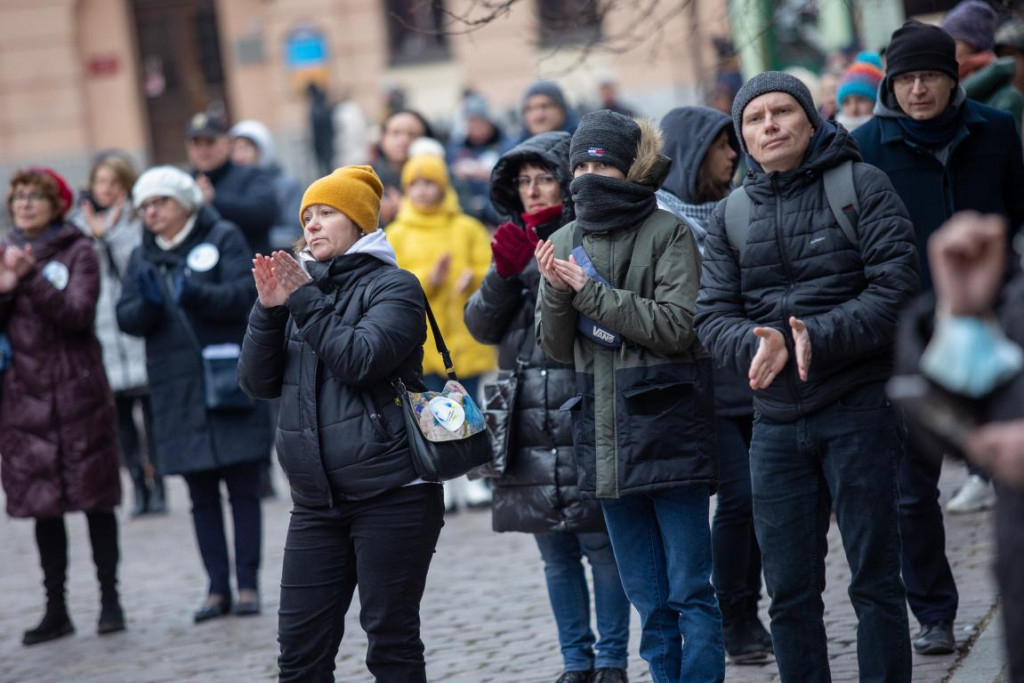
[836,112,873,132]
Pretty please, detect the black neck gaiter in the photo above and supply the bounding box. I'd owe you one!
[570,173,658,233]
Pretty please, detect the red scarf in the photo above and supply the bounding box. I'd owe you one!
[959,50,995,80]
[521,204,563,232]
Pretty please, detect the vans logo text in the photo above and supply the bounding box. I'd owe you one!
[592,326,615,343]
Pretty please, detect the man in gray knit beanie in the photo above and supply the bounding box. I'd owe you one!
[731,71,822,166]
[697,67,920,681]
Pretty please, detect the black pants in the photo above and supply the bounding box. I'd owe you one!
[277,484,445,683]
[898,448,959,625]
[115,392,157,477]
[183,461,263,596]
[996,484,1024,683]
[711,414,763,614]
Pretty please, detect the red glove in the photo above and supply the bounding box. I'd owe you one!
[491,222,538,278]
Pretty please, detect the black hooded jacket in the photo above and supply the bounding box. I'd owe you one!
[695,123,920,422]
[194,161,277,256]
[659,107,751,417]
[464,132,605,533]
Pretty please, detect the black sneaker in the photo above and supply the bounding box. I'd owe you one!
[744,613,773,654]
[913,621,955,655]
[591,668,629,683]
[555,672,591,683]
[724,613,771,664]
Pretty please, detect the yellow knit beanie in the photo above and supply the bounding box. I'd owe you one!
[400,154,450,192]
[299,165,383,234]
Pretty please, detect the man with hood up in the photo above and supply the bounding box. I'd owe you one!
[696,72,919,682]
[657,107,771,665]
[536,110,724,683]
[853,19,1024,655]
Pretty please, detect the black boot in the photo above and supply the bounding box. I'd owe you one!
[88,511,125,635]
[23,518,74,646]
[721,601,770,664]
[129,469,149,517]
[147,476,167,515]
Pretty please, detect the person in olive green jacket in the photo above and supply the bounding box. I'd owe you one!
[535,110,724,683]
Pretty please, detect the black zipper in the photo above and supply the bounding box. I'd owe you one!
[770,176,803,414]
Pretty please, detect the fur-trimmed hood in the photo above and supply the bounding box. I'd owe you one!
[627,118,672,188]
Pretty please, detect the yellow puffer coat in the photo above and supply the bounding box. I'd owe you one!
[386,200,496,379]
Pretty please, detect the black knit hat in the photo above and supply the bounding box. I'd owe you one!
[885,20,959,83]
[521,80,568,114]
[569,110,640,176]
[731,72,822,154]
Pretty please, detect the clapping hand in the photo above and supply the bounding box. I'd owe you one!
[748,316,812,390]
[253,251,311,308]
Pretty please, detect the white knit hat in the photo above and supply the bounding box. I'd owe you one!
[132,166,204,213]
[230,119,275,166]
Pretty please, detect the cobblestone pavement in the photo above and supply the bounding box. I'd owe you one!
[0,460,997,683]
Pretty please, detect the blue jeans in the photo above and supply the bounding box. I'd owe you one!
[601,486,724,683]
[750,383,911,683]
[534,531,631,672]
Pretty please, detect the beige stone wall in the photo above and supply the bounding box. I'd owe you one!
[1,0,730,201]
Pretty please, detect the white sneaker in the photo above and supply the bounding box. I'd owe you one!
[945,475,996,514]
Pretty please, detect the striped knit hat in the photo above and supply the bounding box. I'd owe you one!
[837,52,885,106]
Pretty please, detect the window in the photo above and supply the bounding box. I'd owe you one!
[537,0,603,47]
[386,0,451,65]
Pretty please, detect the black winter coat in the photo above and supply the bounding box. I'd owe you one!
[238,252,427,508]
[465,132,605,533]
[195,161,277,256]
[696,123,920,422]
[853,97,1024,291]
[116,207,271,475]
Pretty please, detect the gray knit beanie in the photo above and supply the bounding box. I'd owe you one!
[942,0,998,52]
[731,72,822,154]
[521,80,568,114]
[569,110,641,176]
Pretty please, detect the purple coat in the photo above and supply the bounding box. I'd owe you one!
[0,223,120,518]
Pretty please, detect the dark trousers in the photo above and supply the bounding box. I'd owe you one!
[898,446,959,625]
[996,485,1024,683]
[35,510,120,609]
[277,484,445,683]
[183,461,263,596]
[750,384,911,683]
[115,392,159,479]
[711,414,763,615]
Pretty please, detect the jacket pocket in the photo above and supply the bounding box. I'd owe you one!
[618,363,714,464]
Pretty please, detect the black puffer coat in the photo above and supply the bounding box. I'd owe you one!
[696,123,920,422]
[465,132,605,533]
[116,206,271,475]
[238,243,427,507]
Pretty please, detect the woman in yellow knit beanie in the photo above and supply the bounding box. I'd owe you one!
[238,165,445,682]
[386,153,496,397]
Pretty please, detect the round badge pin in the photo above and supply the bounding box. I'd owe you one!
[428,396,466,432]
[186,243,220,272]
[41,261,70,291]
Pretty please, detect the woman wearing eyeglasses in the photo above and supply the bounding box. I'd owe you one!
[116,166,271,623]
[465,132,631,683]
[0,167,125,645]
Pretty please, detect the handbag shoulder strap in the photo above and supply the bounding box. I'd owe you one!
[424,298,458,381]
[157,269,204,356]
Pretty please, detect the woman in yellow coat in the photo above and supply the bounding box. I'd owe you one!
[386,153,495,399]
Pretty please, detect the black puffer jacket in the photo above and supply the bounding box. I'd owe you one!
[238,241,427,508]
[194,161,277,256]
[695,123,920,422]
[116,206,271,475]
[465,132,605,533]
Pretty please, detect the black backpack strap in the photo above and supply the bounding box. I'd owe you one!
[723,186,753,260]
[823,160,860,249]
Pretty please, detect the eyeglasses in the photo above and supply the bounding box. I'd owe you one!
[513,174,558,190]
[10,192,46,203]
[139,196,172,212]
[892,72,945,88]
